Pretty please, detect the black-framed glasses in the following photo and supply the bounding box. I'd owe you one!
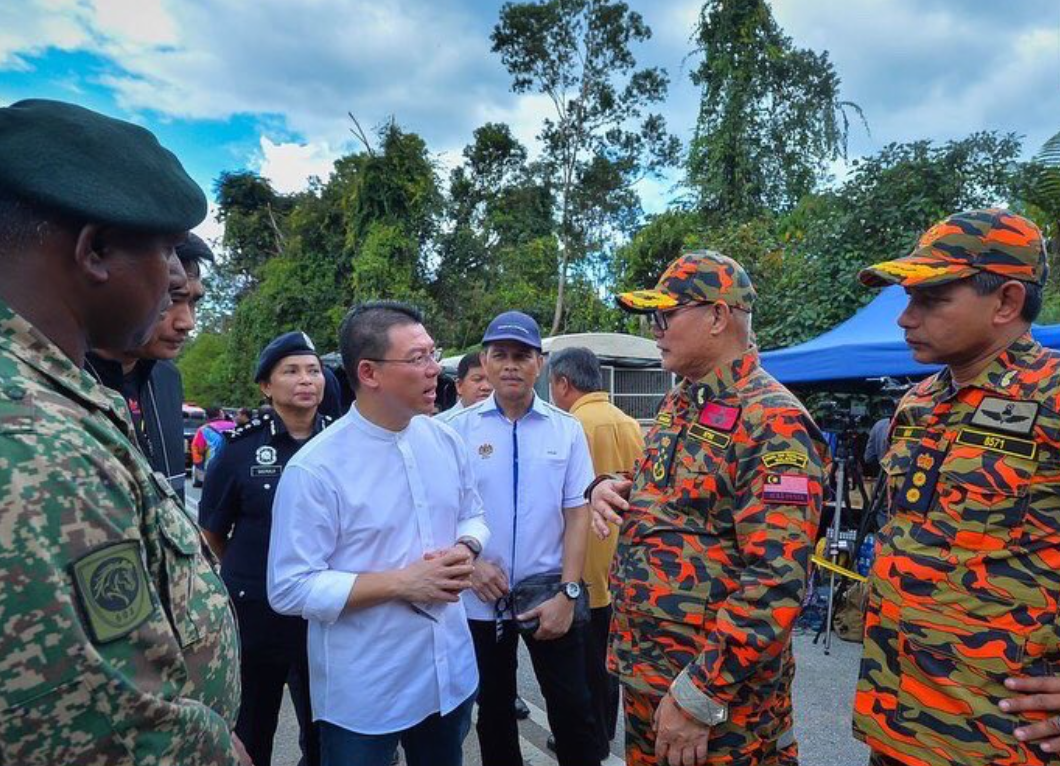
[649,302,711,332]
[363,349,443,368]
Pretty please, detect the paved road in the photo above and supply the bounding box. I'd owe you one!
[188,487,869,766]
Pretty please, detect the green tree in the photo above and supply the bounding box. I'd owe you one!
[491,0,681,334]
[687,0,863,220]
[758,132,1024,349]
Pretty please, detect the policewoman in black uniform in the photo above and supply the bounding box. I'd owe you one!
[199,331,333,766]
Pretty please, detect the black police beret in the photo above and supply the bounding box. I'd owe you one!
[255,331,320,382]
[176,232,214,264]
[0,99,206,232]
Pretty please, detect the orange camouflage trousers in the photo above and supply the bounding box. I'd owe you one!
[623,686,799,766]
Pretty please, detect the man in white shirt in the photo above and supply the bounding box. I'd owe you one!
[447,311,602,766]
[268,301,490,766]
[437,351,493,424]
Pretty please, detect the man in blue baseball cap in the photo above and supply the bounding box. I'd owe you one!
[447,310,603,766]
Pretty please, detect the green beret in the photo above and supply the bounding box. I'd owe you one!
[0,99,206,232]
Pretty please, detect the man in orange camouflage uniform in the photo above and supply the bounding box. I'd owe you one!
[855,208,1060,766]
[589,250,829,766]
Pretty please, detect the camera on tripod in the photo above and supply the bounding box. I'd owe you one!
[816,397,871,436]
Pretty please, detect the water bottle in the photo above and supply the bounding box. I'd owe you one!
[856,533,875,577]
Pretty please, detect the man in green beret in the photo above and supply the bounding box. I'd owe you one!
[0,99,247,766]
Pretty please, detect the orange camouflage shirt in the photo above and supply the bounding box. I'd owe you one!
[609,348,828,756]
[855,334,1060,766]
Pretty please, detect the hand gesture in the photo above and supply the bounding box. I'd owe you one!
[590,478,632,538]
[1002,676,1060,753]
[653,693,710,766]
[470,558,509,603]
[516,593,574,641]
[399,548,474,604]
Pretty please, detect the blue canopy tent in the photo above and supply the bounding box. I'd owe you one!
[760,285,1060,384]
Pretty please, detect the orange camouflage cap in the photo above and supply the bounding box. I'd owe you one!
[859,208,1047,289]
[617,250,757,313]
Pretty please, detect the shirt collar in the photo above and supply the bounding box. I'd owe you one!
[570,391,609,414]
[347,402,414,441]
[0,300,126,417]
[477,391,549,421]
[935,332,1042,399]
[688,346,760,404]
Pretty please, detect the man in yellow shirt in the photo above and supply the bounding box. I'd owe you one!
[549,346,645,758]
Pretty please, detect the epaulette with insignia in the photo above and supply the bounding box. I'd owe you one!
[227,414,269,442]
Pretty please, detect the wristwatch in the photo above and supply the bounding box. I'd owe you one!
[456,536,482,558]
[560,581,582,601]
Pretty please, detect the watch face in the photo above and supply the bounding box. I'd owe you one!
[565,582,581,599]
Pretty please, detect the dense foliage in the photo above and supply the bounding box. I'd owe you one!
[179,0,1057,406]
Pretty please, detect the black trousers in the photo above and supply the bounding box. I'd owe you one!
[469,618,603,766]
[586,604,620,748]
[233,596,319,766]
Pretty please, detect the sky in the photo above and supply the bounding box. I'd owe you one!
[1,0,1057,245]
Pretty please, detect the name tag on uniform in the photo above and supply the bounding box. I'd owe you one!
[687,423,731,450]
[970,397,1038,437]
[250,465,283,478]
[956,428,1037,461]
[763,474,810,505]
[892,426,925,442]
[896,446,944,513]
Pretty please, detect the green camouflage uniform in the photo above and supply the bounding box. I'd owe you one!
[0,301,242,766]
[613,251,830,766]
[856,209,1060,766]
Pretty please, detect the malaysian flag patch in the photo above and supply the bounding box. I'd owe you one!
[762,473,810,505]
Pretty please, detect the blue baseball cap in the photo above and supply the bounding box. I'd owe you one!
[482,311,542,350]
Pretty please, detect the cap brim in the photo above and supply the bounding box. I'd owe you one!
[481,332,541,350]
[616,289,680,313]
[858,256,978,288]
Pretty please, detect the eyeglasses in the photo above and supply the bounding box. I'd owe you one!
[363,349,443,368]
[649,302,711,332]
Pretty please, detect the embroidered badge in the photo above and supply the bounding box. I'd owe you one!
[650,432,679,486]
[956,428,1037,461]
[897,446,944,513]
[71,541,153,644]
[970,397,1038,436]
[892,426,926,442]
[687,423,731,450]
[478,443,494,458]
[762,451,809,469]
[762,474,810,505]
[255,445,277,465]
[655,412,674,427]
[698,402,740,432]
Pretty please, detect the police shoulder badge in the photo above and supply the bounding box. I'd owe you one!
[71,540,153,643]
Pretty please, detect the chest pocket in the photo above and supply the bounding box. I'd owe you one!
[153,473,211,647]
[669,433,729,532]
[934,435,1036,549]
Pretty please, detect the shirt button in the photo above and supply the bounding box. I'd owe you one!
[264,483,271,490]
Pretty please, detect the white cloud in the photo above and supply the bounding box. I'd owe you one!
[0,0,92,69]
[255,136,339,194]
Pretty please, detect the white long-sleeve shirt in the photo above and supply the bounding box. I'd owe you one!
[267,404,489,734]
